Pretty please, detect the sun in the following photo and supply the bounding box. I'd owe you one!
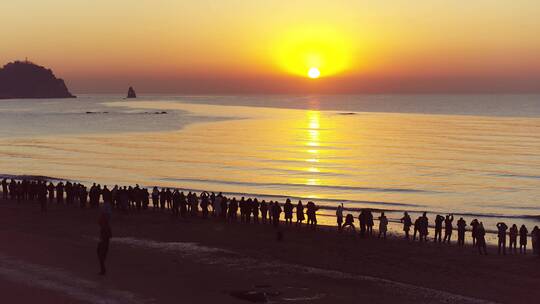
[308,67,320,79]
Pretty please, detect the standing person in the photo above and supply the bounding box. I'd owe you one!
[366,210,374,236]
[9,179,16,200]
[477,222,488,255]
[457,217,466,247]
[159,188,166,210]
[142,188,149,210]
[306,201,318,228]
[220,196,228,218]
[1,178,7,200]
[228,197,238,221]
[531,226,539,255]
[165,188,173,211]
[252,198,260,223]
[336,204,344,231]
[434,214,444,243]
[172,190,180,217]
[268,201,274,224]
[519,225,528,254]
[419,212,429,242]
[201,192,210,218]
[413,217,421,241]
[245,199,253,223]
[97,214,112,275]
[296,201,305,226]
[260,200,268,223]
[47,182,55,203]
[179,191,188,217]
[80,185,88,208]
[283,199,293,225]
[358,210,367,237]
[272,201,282,227]
[400,212,412,239]
[214,193,222,218]
[509,224,518,254]
[56,182,64,204]
[443,214,454,244]
[378,212,388,239]
[496,222,508,255]
[151,187,159,210]
[470,219,479,247]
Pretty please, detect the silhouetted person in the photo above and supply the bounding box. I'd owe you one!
[79,185,88,208]
[272,202,282,227]
[400,212,412,239]
[214,193,222,218]
[419,212,428,242]
[477,222,488,255]
[336,204,344,231]
[56,182,64,204]
[47,182,55,203]
[532,226,539,255]
[201,192,210,218]
[159,188,166,210]
[470,219,479,247]
[457,217,466,247]
[97,214,112,275]
[227,197,236,221]
[38,181,47,212]
[434,214,444,243]
[179,191,187,217]
[378,212,388,239]
[358,210,367,237]
[220,196,228,219]
[284,199,293,225]
[165,188,172,210]
[509,224,518,254]
[367,210,374,236]
[342,214,355,232]
[259,200,268,223]
[306,201,318,229]
[413,217,421,241]
[142,188,149,209]
[519,225,528,254]
[252,198,259,223]
[296,201,305,226]
[152,187,159,210]
[443,214,454,244]
[9,179,16,200]
[496,222,508,255]
[1,178,7,200]
[172,189,180,217]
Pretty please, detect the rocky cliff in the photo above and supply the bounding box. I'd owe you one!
[0,61,75,99]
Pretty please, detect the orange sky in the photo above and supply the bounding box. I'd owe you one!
[1,1,540,93]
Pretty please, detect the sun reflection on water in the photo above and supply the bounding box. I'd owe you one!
[305,111,321,184]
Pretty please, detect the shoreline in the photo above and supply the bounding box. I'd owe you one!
[0,196,539,303]
[1,174,538,245]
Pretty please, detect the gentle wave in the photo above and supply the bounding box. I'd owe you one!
[161,177,435,194]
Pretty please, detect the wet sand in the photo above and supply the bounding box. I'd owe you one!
[0,199,538,304]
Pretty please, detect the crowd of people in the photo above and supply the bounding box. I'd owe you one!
[2,178,540,257]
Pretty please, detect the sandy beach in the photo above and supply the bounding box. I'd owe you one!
[0,198,538,304]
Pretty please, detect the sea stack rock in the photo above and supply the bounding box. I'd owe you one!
[0,60,75,99]
[127,86,137,98]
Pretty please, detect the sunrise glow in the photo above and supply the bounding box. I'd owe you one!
[308,68,321,79]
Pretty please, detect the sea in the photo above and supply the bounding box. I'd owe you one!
[1,94,539,238]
